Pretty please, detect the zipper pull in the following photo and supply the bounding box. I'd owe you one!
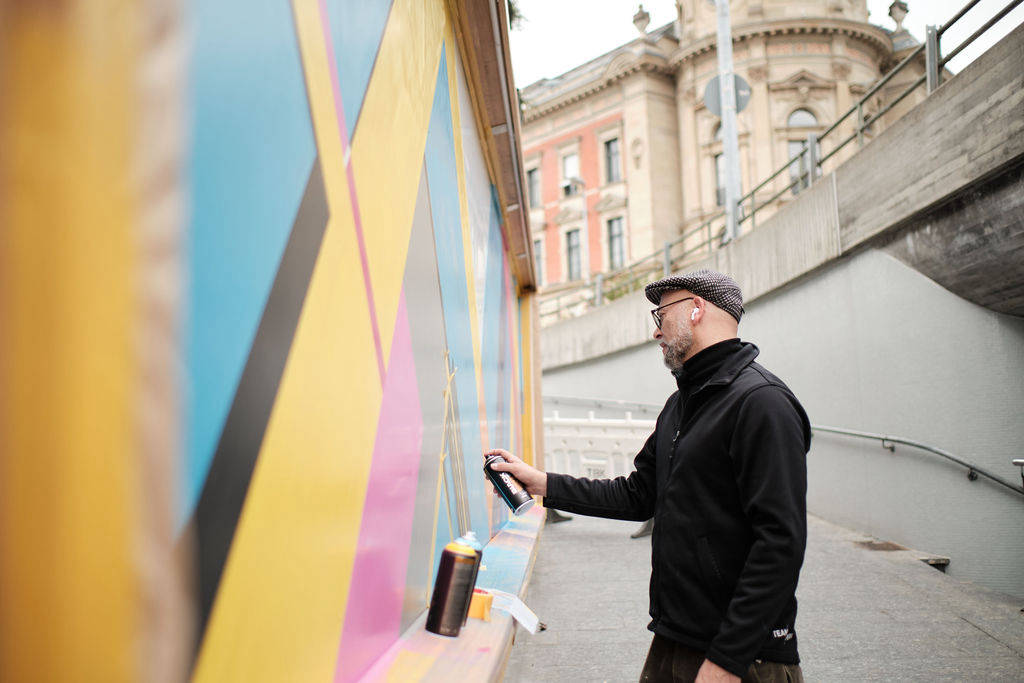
[670,429,680,458]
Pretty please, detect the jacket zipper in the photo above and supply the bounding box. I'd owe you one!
[670,392,684,459]
[656,398,684,622]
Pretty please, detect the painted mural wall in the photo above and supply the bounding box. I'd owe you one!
[183,0,535,681]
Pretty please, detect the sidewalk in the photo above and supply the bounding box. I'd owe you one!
[504,513,1024,682]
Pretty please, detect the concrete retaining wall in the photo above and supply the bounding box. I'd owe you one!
[544,249,1024,598]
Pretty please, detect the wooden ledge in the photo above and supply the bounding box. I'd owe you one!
[359,506,546,681]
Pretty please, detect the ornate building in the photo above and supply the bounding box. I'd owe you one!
[521,0,927,292]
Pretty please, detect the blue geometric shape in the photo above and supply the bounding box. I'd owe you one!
[184,0,316,525]
[324,0,395,140]
[422,50,491,540]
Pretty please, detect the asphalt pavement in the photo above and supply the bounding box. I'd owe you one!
[504,512,1024,682]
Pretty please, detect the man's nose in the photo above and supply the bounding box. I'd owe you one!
[653,327,662,340]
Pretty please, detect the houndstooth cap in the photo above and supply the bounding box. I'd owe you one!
[645,268,744,322]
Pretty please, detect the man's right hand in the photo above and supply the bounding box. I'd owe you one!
[485,449,547,497]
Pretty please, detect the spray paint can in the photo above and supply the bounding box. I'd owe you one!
[425,540,477,637]
[455,531,484,626]
[484,454,535,516]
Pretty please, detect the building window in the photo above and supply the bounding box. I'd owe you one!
[533,238,544,286]
[561,152,580,196]
[714,153,726,207]
[565,229,581,281]
[604,138,621,183]
[607,217,625,270]
[527,168,541,208]
[787,108,818,128]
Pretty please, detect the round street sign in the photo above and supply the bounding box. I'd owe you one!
[704,74,752,117]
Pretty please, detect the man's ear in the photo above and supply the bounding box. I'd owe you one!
[690,297,703,322]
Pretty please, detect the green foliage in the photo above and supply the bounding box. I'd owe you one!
[508,0,524,30]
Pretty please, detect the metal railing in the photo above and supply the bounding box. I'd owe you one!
[537,0,1023,326]
[814,425,1024,498]
[542,396,1024,497]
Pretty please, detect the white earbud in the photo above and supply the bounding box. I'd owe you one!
[691,308,699,321]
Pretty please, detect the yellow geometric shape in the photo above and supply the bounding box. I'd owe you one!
[192,176,380,683]
[0,4,141,681]
[519,296,537,467]
[385,650,437,682]
[352,0,446,367]
[191,2,388,680]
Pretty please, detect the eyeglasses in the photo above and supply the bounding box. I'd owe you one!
[650,297,694,329]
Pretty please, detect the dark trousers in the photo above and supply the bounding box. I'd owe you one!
[640,634,804,683]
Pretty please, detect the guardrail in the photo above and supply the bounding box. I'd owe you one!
[538,0,1023,326]
[543,410,655,480]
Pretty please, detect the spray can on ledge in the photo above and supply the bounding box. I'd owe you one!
[425,540,477,637]
[455,531,484,626]
[483,454,535,516]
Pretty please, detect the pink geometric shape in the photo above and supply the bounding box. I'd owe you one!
[334,291,424,682]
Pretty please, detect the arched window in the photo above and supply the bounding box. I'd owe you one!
[787,108,818,128]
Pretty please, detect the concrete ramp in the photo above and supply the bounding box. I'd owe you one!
[505,513,1024,681]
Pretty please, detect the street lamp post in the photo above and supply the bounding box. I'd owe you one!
[714,0,741,242]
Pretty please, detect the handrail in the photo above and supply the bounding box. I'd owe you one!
[939,0,1023,67]
[543,396,1023,497]
[537,0,1021,325]
[813,425,1024,497]
[939,0,986,34]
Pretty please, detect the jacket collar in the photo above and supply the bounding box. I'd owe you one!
[673,339,759,396]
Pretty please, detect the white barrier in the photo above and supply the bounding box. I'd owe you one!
[543,410,656,479]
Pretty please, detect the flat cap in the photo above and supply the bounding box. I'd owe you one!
[645,268,744,322]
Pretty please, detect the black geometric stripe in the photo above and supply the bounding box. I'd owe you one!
[183,158,329,660]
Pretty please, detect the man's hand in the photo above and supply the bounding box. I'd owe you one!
[484,449,547,497]
[695,659,740,683]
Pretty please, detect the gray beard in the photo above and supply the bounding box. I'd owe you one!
[661,323,692,372]
[662,342,688,371]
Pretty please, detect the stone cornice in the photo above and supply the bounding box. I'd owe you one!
[768,68,836,92]
[522,52,674,123]
[521,18,893,125]
[668,18,892,69]
[554,207,584,225]
[593,193,627,212]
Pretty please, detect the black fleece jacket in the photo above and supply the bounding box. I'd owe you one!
[544,339,810,677]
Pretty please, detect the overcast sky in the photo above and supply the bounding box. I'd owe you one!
[509,0,1024,87]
